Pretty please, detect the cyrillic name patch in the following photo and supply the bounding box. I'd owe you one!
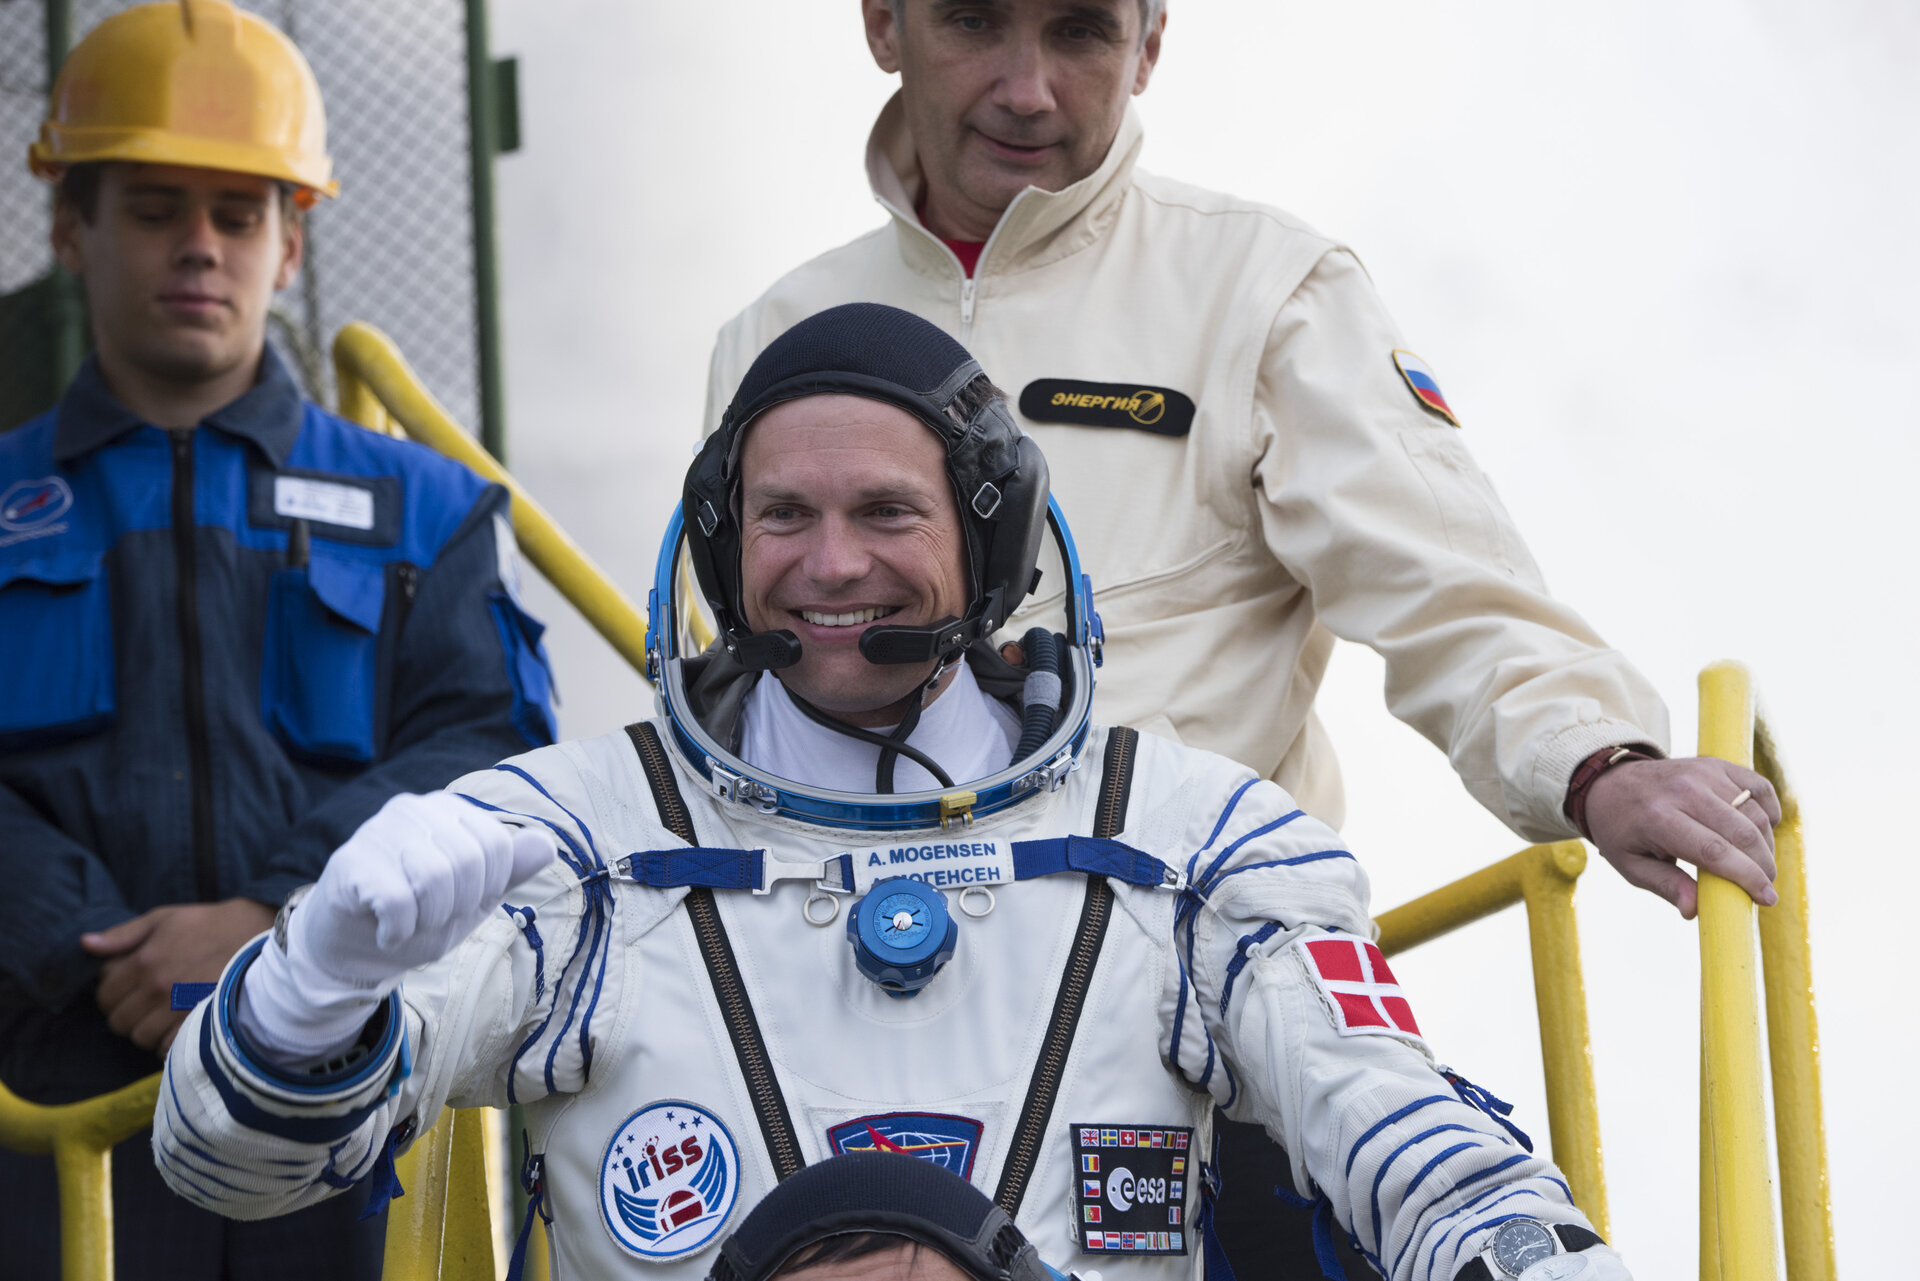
[1019,380,1196,437]
[1392,350,1461,427]
[1297,935,1425,1043]
[825,1112,983,1178]
[1071,1124,1191,1255]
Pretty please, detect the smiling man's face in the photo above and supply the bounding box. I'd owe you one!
[52,162,301,400]
[738,394,969,724]
[863,0,1163,242]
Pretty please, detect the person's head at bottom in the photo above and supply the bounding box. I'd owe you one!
[708,1153,1074,1281]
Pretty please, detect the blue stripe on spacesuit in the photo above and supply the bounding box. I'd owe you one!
[1193,810,1306,893]
[483,764,619,1087]
[492,764,607,870]
[1217,920,1283,1018]
[1344,1096,1454,1178]
[456,787,613,1098]
[1371,1132,1493,1256]
[194,1006,398,1145]
[1402,1186,1555,1280]
[1203,849,1356,889]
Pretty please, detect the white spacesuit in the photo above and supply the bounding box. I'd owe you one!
[154,305,1626,1281]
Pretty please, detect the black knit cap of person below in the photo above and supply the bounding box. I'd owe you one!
[706,1153,1051,1281]
[684,301,1050,674]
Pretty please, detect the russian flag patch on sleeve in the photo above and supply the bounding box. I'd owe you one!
[1296,935,1424,1043]
[1392,350,1461,427]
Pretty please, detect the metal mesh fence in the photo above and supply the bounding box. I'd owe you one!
[0,0,483,435]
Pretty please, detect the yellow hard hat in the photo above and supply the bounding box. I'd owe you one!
[28,0,338,205]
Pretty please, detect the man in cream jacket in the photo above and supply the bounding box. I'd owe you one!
[704,4,1780,1272]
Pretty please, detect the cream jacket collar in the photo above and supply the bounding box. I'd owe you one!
[864,91,1145,282]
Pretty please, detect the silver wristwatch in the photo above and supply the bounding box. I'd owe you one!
[1481,1218,1561,1277]
[273,882,316,953]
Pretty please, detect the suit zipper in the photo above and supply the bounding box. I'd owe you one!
[960,276,977,342]
[993,727,1138,1216]
[170,430,218,902]
[626,722,804,1180]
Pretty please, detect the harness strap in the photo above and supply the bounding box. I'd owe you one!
[993,726,1139,1218]
[625,721,806,1181]
[612,834,1176,894]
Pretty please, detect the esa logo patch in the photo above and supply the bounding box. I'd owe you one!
[0,477,73,532]
[1071,1124,1191,1255]
[1018,379,1197,438]
[599,1101,740,1260]
[825,1112,983,1178]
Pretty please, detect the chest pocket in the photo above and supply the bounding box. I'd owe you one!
[0,553,116,752]
[261,552,387,763]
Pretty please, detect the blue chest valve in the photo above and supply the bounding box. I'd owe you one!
[847,877,958,998]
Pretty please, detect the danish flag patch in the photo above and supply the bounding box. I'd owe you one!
[1297,936,1424,1043]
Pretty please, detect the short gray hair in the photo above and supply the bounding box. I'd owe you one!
[889,1,1164,45]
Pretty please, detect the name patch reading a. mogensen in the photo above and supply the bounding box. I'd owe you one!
[1018,380,1196,437]
[1071,1124,1193,1256]
[849,840,1010,891]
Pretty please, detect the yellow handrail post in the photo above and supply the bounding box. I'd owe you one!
[330,322,654,678]
[1520,842,1607,1240]
[384,1108,456,1281]
[1696,661,1779,1281]
[1376,842,1606,1231]
[1753,728,1836,1281]
[0,1071,161,1281]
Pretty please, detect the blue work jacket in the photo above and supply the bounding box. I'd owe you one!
[0,350,555,1101]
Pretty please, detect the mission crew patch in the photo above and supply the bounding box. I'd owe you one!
[1018,380,1196,437]
[1071,1124,1191,1255]
[825,1112,984,1178]
[1392,350,1461,427]
[599,1100,740,1261]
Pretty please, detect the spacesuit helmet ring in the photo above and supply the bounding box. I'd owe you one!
[650,305,1104,833]
[686,303,1049,673]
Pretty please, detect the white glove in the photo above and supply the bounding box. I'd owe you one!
[237,791,556,1063]
[1519,1245,1632,1281]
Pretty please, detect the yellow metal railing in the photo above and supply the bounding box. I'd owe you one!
[1375,841,1608,1237]
[1696,662,1834,1281]
[333,321,654,677]
[0,1073,161,1281]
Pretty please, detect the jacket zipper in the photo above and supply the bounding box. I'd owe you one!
[392,562,419,635]
[170,430,218,903]
[993,727,1138,1216]
[626,722,804,1180]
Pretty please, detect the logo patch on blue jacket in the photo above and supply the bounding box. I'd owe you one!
[825,1112,983,1178]
[599,1101,740,1260]
[0,477,72,533]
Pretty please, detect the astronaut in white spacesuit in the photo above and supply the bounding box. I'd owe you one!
[155,304,1629,1281]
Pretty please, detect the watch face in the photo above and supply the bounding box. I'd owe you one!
[1491,1219,1558,1276]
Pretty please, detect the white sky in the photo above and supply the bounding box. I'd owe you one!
[487,4,1918,1275]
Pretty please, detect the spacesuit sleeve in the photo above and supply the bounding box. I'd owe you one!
[152,755,607,1220]
[1249,249,1669,841]
[1172,773,1612,1281]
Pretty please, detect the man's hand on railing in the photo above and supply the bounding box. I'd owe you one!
[1583,756,1780,919]
[82,898,277,1054]
[236,791,555,1064]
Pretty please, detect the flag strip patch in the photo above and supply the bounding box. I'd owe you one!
[1298,936,1424,1042]
[1392,350,1460,427]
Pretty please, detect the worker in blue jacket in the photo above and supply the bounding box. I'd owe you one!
[0,4,555,1278]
